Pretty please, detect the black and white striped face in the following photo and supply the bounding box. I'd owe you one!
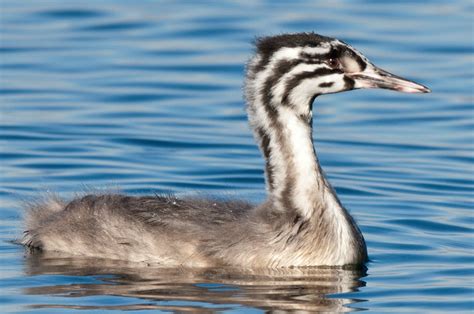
[246,33,429,114]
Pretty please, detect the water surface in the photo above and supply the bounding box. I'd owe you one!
[1,0,473,313]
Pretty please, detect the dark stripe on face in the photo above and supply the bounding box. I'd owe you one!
[256,127,274,190]
[319,82,334,88]
[282,68,343,106]
[351,52,367,71]
[253,45,336,75]
[299,52,330,62]
[253,49,321,74]
[262,59,300,111]
[343,75,355,90]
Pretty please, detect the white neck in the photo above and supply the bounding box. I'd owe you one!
[247,87,367,265]
[276,106,324,217]
[253,103,343,220]
[245,47,367,265]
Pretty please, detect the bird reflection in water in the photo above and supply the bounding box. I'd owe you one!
[23,252,367,312]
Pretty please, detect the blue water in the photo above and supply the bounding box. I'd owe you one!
[1,0,473,312]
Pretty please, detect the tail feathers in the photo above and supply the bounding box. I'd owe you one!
[21,196,65,249]
[23,196,65,230]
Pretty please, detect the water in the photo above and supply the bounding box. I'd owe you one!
[0,0,472,312]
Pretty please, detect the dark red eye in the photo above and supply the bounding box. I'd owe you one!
[327,58,339,68]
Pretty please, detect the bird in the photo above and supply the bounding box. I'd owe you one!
[21,32,430,268]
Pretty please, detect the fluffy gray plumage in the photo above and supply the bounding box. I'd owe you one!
[23,193,368,267]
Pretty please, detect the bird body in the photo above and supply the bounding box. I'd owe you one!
[21,33,429,267]
[23,194,364,267]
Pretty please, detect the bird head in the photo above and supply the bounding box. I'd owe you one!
[246,32,430,116]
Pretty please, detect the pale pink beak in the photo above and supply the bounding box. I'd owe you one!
[350,66,431,94]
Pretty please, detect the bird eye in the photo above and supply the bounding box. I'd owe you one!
[327,58,340,68]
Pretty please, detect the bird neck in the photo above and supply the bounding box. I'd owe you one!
[250,102,341,220]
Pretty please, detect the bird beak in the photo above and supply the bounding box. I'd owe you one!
[350,65,431,94]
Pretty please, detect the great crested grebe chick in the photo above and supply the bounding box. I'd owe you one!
[21,33,430,267]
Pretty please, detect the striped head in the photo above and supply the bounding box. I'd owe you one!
[245,32,430,120]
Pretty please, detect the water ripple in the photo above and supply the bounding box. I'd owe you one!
[36,8,106,19]
[79,21,152,32]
